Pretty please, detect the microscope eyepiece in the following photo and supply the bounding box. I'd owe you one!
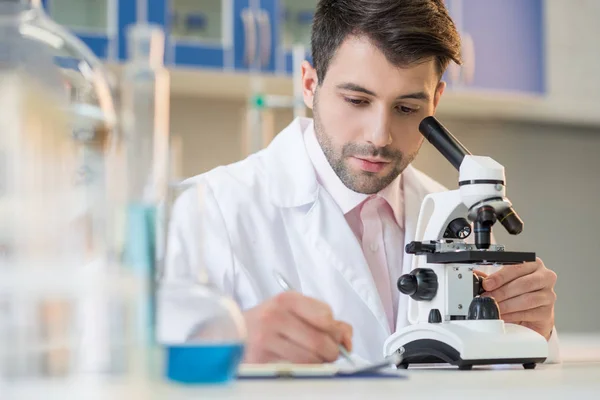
[498,206,524,235]
[419,116,472,170]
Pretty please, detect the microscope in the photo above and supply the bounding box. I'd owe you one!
[383,117,548,370]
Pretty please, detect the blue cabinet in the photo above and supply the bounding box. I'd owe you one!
[42,0,545,95]
[145,0,277,72]
[148,0,234,70]
[147,0,313,74]
[42,0,137,61]
[446,0,545,94]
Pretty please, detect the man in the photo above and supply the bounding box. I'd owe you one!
[165,0,558,364]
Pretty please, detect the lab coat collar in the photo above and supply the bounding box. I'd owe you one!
[302,120,406,230]
[264,117,319,208]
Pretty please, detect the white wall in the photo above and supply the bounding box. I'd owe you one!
[545,0,600,105]
[169,97,246,178]
[169,96,295,178]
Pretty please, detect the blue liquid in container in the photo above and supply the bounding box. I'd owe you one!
[124,202,156,275]
[124,202,157,344]
[165,343,245,384]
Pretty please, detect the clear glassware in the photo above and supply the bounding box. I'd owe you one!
[0,0,133,385]
[157,281,247,384]
[156,182,247,385]
[11,0,119,259]
[116,23,171,379]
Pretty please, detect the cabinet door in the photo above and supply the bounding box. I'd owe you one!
[43,0,137,61]
[148,0,233,69]
[43,0,124,60]
[233,0,278,73]
[448,0,545,94]
[276,0,316,75]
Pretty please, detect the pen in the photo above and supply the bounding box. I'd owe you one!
[273,271,356,367]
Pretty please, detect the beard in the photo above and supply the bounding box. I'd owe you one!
[312,95,418,194]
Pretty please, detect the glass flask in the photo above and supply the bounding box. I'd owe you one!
[0,0,138,386]
[156,182,247,385]
[6,0,119,261]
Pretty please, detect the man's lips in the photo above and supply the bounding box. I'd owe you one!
[351,156,390,173]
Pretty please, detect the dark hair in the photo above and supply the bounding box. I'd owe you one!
[311,0,462,84]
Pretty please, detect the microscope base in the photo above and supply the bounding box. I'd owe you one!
[383,320,548,370]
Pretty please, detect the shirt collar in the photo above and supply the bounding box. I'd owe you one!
[304,120,404,229]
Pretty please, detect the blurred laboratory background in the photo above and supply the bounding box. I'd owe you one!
[43,0,599,336]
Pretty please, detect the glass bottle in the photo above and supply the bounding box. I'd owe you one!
[0,0,131,384]
[118,23,170,379]
[8,0,119,262]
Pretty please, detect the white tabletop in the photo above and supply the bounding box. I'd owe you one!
[5,334,600,400]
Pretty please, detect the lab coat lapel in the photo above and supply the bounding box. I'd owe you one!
[263,118,391,338]
[296,192,391,337]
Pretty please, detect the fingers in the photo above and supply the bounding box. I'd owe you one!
[277,291,336,332]
[484,271,547,302]
[483,260,539,292]
[502,305,553,323]
[277,291,353,351]
[495,290,556,315]
[473,270,488,279]
[334,320,353,352]
[277,309,340,362]
[243,292,354,364]
[268,334,326,364]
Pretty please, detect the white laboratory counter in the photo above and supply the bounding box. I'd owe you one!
[5,334,600,400]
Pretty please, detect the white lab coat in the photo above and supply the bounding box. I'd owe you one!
[165,117,559,363]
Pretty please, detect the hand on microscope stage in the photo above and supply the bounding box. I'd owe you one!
[479,258,557,341]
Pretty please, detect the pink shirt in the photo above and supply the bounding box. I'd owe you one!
[304,122,405,330]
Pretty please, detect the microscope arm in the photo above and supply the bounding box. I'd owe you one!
[419,117,524,240]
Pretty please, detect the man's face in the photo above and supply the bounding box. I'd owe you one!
[302,35,446,194]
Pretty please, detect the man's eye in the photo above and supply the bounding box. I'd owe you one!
[397,105,417,114]
[345,98,368,106]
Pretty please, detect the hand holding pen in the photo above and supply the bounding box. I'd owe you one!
[273,271,356,366]
[239,272,354,365]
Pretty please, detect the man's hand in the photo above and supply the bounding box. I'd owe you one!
[480,257,557,340]
[242,291,353,364]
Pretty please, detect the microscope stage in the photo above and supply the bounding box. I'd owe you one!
[426,250,536,265]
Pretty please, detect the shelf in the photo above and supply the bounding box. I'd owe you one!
[105,64,600,128]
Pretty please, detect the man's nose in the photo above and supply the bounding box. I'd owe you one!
[367,113,393,148]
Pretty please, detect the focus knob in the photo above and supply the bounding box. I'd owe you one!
[472,274,485,297]
[467,296,500,320]
[397,268,438,301]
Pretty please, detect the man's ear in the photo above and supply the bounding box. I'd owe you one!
[301,61,318,110]
[433,80,446,112]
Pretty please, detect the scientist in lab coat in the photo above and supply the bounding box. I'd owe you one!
[165,0,559,364]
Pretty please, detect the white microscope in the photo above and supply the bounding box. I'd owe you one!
[383,117,548,370]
